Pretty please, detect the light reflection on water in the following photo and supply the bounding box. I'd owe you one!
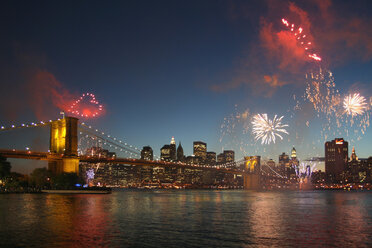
[0,190,371,247]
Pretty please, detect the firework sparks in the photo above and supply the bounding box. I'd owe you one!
[281,18,322,61]
[67,92,103,118]
[343,93,368,116]
[305,68,340,115]
[251,114,289,145]
[295,161,318,179]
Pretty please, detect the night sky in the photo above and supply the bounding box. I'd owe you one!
[1,0,372,173]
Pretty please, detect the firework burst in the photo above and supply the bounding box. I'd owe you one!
[68,92,103,118]
[343,93,368,116]
[252,114,289,145]
[281,18,321,61]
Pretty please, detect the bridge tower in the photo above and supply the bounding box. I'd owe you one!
[243,156,261,189]
[48,116,80,174]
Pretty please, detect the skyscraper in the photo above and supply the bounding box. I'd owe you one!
[223,150,235,163]
[291,147,297,160]
[141,146,153,160]
[279,152,290,177]
[217,153,225,164]
[161,145,171,161]
[170,136,176,161]
[193,141,207,161]
[177,142,184,162]
[325,138,348,182]
[206,152,216,166]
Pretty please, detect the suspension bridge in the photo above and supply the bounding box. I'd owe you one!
[0,116,285,189]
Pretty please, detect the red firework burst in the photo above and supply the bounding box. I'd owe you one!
[281,18,321,61]
[67,92,103,118]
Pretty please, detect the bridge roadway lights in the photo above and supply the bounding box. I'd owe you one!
[243,174,260,190]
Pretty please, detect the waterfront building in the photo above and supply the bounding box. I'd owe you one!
[141,146,153,160]
[193,141,207,161]
[325,138,348,182]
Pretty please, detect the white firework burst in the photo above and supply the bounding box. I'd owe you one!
[344,93,368,116]
[251,114,289,145]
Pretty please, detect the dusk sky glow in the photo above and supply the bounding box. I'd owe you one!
[1,0,372,173]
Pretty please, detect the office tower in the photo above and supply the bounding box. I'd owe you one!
[193,141,207,161]
[170,136,176,161]
[206,152,216,166]
[325,138,348,182]
[141,146,153,160]
[223,150,235,163]
[177,142,184,161]
[161,145,171,161]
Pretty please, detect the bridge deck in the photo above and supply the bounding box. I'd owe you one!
[0,149,246,174]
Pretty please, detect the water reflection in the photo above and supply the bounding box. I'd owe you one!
[0,191,371,247]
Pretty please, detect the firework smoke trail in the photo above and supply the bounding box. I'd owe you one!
[251,114,289,145]
[344,93,368,116]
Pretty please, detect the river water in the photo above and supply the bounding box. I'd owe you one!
[0,190,371,247]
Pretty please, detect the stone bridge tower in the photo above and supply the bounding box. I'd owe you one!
[48,116,79,174]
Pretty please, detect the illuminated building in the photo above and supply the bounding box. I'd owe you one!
[206,152,216,166]
[346,147,371,183]
[279,152,290,177]
[186,155,201,165]
[224,150,235,163]
[217,153,225,164]
[141,146,153,160]
[193,141,207,162]
[216,150,235,165]
[325,138,348,182]
[160,145,171,161]
[289,147,299,179]
[177,142,184,161]
[279,152,290,166]
[170,137,176,161]
[291,147,297,159]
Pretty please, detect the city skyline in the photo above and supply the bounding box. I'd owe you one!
[1,0,372,173]
[1,2,372,247]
